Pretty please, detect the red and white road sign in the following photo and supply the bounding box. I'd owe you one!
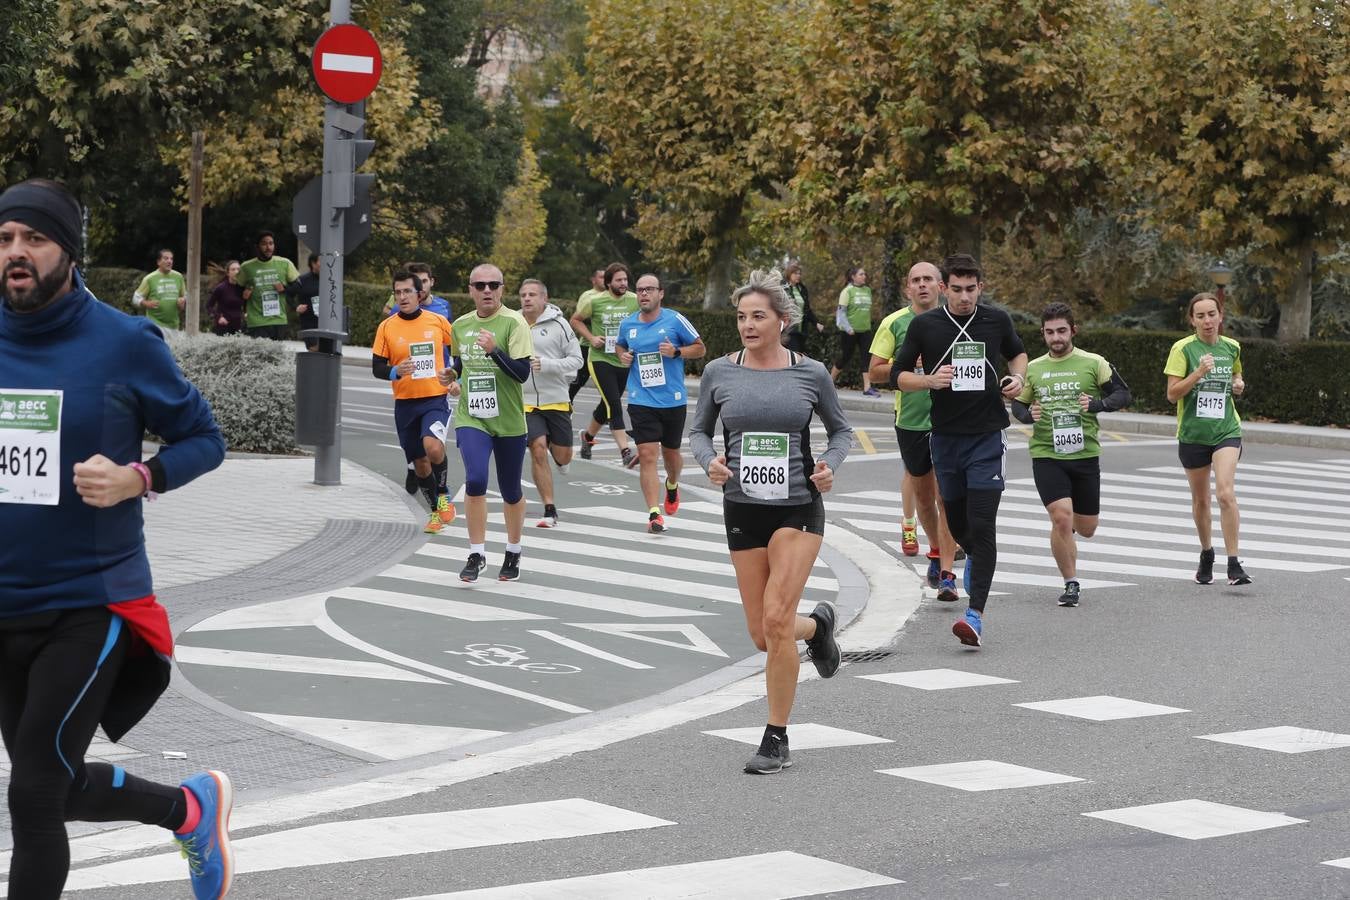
[311,24,382,104]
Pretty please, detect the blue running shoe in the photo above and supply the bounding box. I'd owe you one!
[952,608,982,647]
[936,572,959,603]
[926,556,941,589]
[963,555,972,596]
[176,771,234,900]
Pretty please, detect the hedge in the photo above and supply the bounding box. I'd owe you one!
[161,331,298,455]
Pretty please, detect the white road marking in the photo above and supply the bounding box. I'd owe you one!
[405,851,902,899]
[1083,799,1306,840]
[174,646,441,683]
[1015,696,1190,721]
[1108,470,1346,504]
[250,713,505,760]
[1196,726,1350,754]
[568,622,727,657]
[879,760,1084,791]
[858,669,1019,691]
[186,593,330,632]
[528,629,654,669]
[333,585,553,621]
[59,799,671,892]
[703,723,892,749]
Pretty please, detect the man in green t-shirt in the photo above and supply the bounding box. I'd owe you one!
[569,262,639,466]
[237,231,300,340]
[132,249,186,330]
[867,261,957,598]
[1011,302,1132,608]
[443,263,536,583]
[831,266,879,395]
[568,268,606,401]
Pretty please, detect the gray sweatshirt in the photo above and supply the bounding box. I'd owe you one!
[690,352,853,505]
[524,303,583,408]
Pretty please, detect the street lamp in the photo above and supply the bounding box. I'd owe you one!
[1207,261,1233,305]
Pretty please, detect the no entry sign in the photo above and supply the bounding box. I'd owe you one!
[311,24,382,104]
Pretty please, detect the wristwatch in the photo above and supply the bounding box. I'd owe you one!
[673,347,682,358]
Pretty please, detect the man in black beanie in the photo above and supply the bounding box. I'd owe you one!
[0,178,235,899]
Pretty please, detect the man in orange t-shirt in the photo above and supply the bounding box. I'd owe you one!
[371,269,457,533]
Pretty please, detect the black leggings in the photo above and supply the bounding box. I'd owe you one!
[834,330,873,372]
[0,607,185,899]
[589,359,628,432]
[568,343,591,400]
[943,489,1002,612]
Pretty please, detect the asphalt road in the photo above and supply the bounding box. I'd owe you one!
[68,372,1350,899]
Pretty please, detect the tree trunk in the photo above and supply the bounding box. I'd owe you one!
[703,236,735,310]
[184,130,205,335]
[880,230,907,313]
[943,215,983,266]
[1276,242,1314,343]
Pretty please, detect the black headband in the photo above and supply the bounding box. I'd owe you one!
[0,182,83,261]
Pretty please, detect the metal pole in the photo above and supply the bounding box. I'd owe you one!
[314,0,353,486]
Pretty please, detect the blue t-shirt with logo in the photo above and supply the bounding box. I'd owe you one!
[616,308,701,408]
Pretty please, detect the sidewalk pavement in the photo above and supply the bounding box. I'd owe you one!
[294,340,1350,451]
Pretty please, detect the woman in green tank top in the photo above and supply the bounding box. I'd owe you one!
[1163,292,1250,586]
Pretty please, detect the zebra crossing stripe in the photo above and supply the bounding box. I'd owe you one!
[402,850,901,899]
[1141,465,1350,493]
[1104,471,1341,503]
[374,563,715,618]
[174,646,443,683]
[997,487,1350,531]
[983,531,1344,573]
[331,585,553,621]
[58,799,674,892]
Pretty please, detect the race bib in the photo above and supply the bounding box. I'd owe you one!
[466,373,499,419]
[637,352,666,388]
[409,342,436,379]
[1051,412,1085,455]
[951,342,986,392]
[740,432,789,500]
[604,326,619,355]
[0,389,62,506]
[261,291,281,318]
[1196,387,1226,419]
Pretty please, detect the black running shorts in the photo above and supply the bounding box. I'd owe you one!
[1178,437,1242,470]
[895,427,934,477]
[1031,456,1101,516]
[723,495,825,551]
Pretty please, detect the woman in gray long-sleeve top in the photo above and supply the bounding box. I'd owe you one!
[690,269,854,775]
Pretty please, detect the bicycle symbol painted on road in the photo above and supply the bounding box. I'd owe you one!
[444,643,581,674]
[567,480,636,496]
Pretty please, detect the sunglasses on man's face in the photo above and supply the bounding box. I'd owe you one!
[470,280,503,291]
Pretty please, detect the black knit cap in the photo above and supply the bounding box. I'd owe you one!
[0,179,83,261]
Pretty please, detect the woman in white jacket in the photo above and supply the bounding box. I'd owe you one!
[519,279,584,527]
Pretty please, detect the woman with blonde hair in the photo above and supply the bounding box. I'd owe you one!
[690,269,854,774]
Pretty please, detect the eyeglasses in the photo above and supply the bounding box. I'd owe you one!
[470,280,503,291]
[392,288,418,297]
[636,286,662,294]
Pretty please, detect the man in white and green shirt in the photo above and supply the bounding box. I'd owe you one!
[1011,302,1131,608]
[569,262,639,466]
[867,261,957,597]
[237,231,299,340]
[132,249,186,330]
[445,263,535,583]
[831,266,878,395]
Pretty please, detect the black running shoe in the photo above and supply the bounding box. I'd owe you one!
[579,431,596,460]
[459,553,486,583]
[404,468,418,495]
[926,556,941,589]
[1196,547,1215,585]
[498,551,521,582]
[1227,559,1252,586]
[1058,580,1081,608]
[743,731,791,774]
[805,600,841,678]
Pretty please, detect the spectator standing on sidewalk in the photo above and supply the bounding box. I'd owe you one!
[238,231,299,340]
[206,260,245,335]
[131,249,187,331]
[831,266,879,396]
[0,179,233,900]
[782,263,823,355]
[287,255,321,350]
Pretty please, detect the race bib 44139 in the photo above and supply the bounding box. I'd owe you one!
[0,389,62,505]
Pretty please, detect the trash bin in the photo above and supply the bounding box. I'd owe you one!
[295,349,341,446]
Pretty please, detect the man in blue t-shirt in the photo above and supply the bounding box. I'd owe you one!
[616,273,706,533]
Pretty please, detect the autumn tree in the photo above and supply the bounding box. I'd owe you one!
[1098,0,1350,341]
[573,0,793,308]
[789,0,1101,294]
[491,142,550,284]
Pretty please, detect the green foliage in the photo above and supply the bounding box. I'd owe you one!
[162,332,298,454]
[1099,0,1350,340]
[789,0,1101,257]
[490,142,550,284]
[572,0,793,306]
